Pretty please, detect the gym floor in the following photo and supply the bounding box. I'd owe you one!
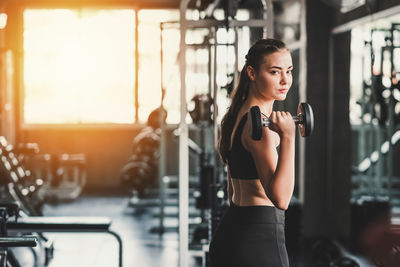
[27,193,380,267]
[37,192,202,267]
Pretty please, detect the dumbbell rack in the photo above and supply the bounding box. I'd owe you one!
[0,137,44,216]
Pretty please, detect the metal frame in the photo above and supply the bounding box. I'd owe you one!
[331,4,400,35]
[344,21,400,209]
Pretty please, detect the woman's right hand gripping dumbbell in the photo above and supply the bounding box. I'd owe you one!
[268,111,296,139]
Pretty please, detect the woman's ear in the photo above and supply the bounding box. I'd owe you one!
[247,65,256,81]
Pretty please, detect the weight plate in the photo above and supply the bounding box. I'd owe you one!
[297,103,314,137]
[248,106,263,140]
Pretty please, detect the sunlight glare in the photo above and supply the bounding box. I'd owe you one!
[23,9,135,124]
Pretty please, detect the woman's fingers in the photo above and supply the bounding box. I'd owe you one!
[268,111,295,137]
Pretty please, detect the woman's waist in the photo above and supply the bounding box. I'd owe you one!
[232,194,272,205]
[224,202,285,225]
[231,186,273,206]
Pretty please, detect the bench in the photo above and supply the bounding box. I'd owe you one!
[7,217,123,267]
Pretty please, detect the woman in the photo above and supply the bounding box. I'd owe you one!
[209,39,295,267]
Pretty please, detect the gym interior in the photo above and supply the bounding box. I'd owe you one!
[0,0,399,266]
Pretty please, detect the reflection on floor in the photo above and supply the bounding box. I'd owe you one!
[41,193,202,267]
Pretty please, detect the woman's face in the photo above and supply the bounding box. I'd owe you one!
[248,50,293,101]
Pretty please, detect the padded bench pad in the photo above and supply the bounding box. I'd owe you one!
[7,216,112,232]
[0,236,37,247]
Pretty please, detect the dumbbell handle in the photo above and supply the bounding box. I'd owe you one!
[262,114,304,127]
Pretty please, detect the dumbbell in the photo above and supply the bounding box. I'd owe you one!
[248,102,314,140]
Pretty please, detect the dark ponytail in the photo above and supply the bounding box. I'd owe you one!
[218,38,287,163]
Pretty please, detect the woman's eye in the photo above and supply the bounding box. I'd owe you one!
[287,70,292,74]
[271,71,279,74]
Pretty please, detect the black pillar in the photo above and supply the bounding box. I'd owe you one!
[303,0,352,241]
[303,0,334,238]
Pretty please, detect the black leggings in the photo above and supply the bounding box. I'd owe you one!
[209,203,289,267]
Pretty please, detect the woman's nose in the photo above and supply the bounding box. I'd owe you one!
[280,73,288,84]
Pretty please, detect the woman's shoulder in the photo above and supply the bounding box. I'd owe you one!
[242,118,279,151]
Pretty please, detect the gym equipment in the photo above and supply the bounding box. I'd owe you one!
[132,128,161,155]
[6,216,122,267]
[0,199,122,267]
[311,238,360,267]
[350,23,400,213]
[120,125,160,194]
[1,137,87,205]
[248,102,314,140]
[0,202,38,267]
[0,136,124,266]
[189,94,213,125]
[0,147,44,215]
[47,153,87,202]
[147,107,167,130]
[120,161,156,195]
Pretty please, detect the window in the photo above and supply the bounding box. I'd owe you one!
[137,9,180,124]
[22,8,250,125]
[23,9,135,124]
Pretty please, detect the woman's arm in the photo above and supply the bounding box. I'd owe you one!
[243,111,295,210]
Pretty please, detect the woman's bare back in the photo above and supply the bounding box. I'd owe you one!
[228,110,279,207]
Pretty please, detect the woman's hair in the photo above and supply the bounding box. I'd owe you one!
[219,38,287,163]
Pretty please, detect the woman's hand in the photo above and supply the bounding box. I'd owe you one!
[268,111,296,139]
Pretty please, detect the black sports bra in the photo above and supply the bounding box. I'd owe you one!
[227,113,259,179]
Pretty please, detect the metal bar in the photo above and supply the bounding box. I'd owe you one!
[185,19,270,29]
[368,107,375,195]
[359,43,368,171]
[160,23,164,99]
[233,27,239,89]
[160,21,180,28]
[368,35,376,195]
[212,27,218,155]
[134,10,139,122]
[352,175,400,183]
[262,0,274,38]
[179,0,190,266]
[208,38,212,95]
[159,22,166,234]
[107,230,124,267]
[0,250,6,267]
[331,4,400,35]
[326,33,335,224]
[298,0,307,203]
[376,46,385,193]
[376,121,383,192]
[387,24,395,203]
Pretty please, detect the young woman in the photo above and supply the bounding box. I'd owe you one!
[209,39,295,267]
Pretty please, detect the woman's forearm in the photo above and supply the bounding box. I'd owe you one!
[268,136,295,210]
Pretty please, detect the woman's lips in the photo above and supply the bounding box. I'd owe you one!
[278,89,288,94]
